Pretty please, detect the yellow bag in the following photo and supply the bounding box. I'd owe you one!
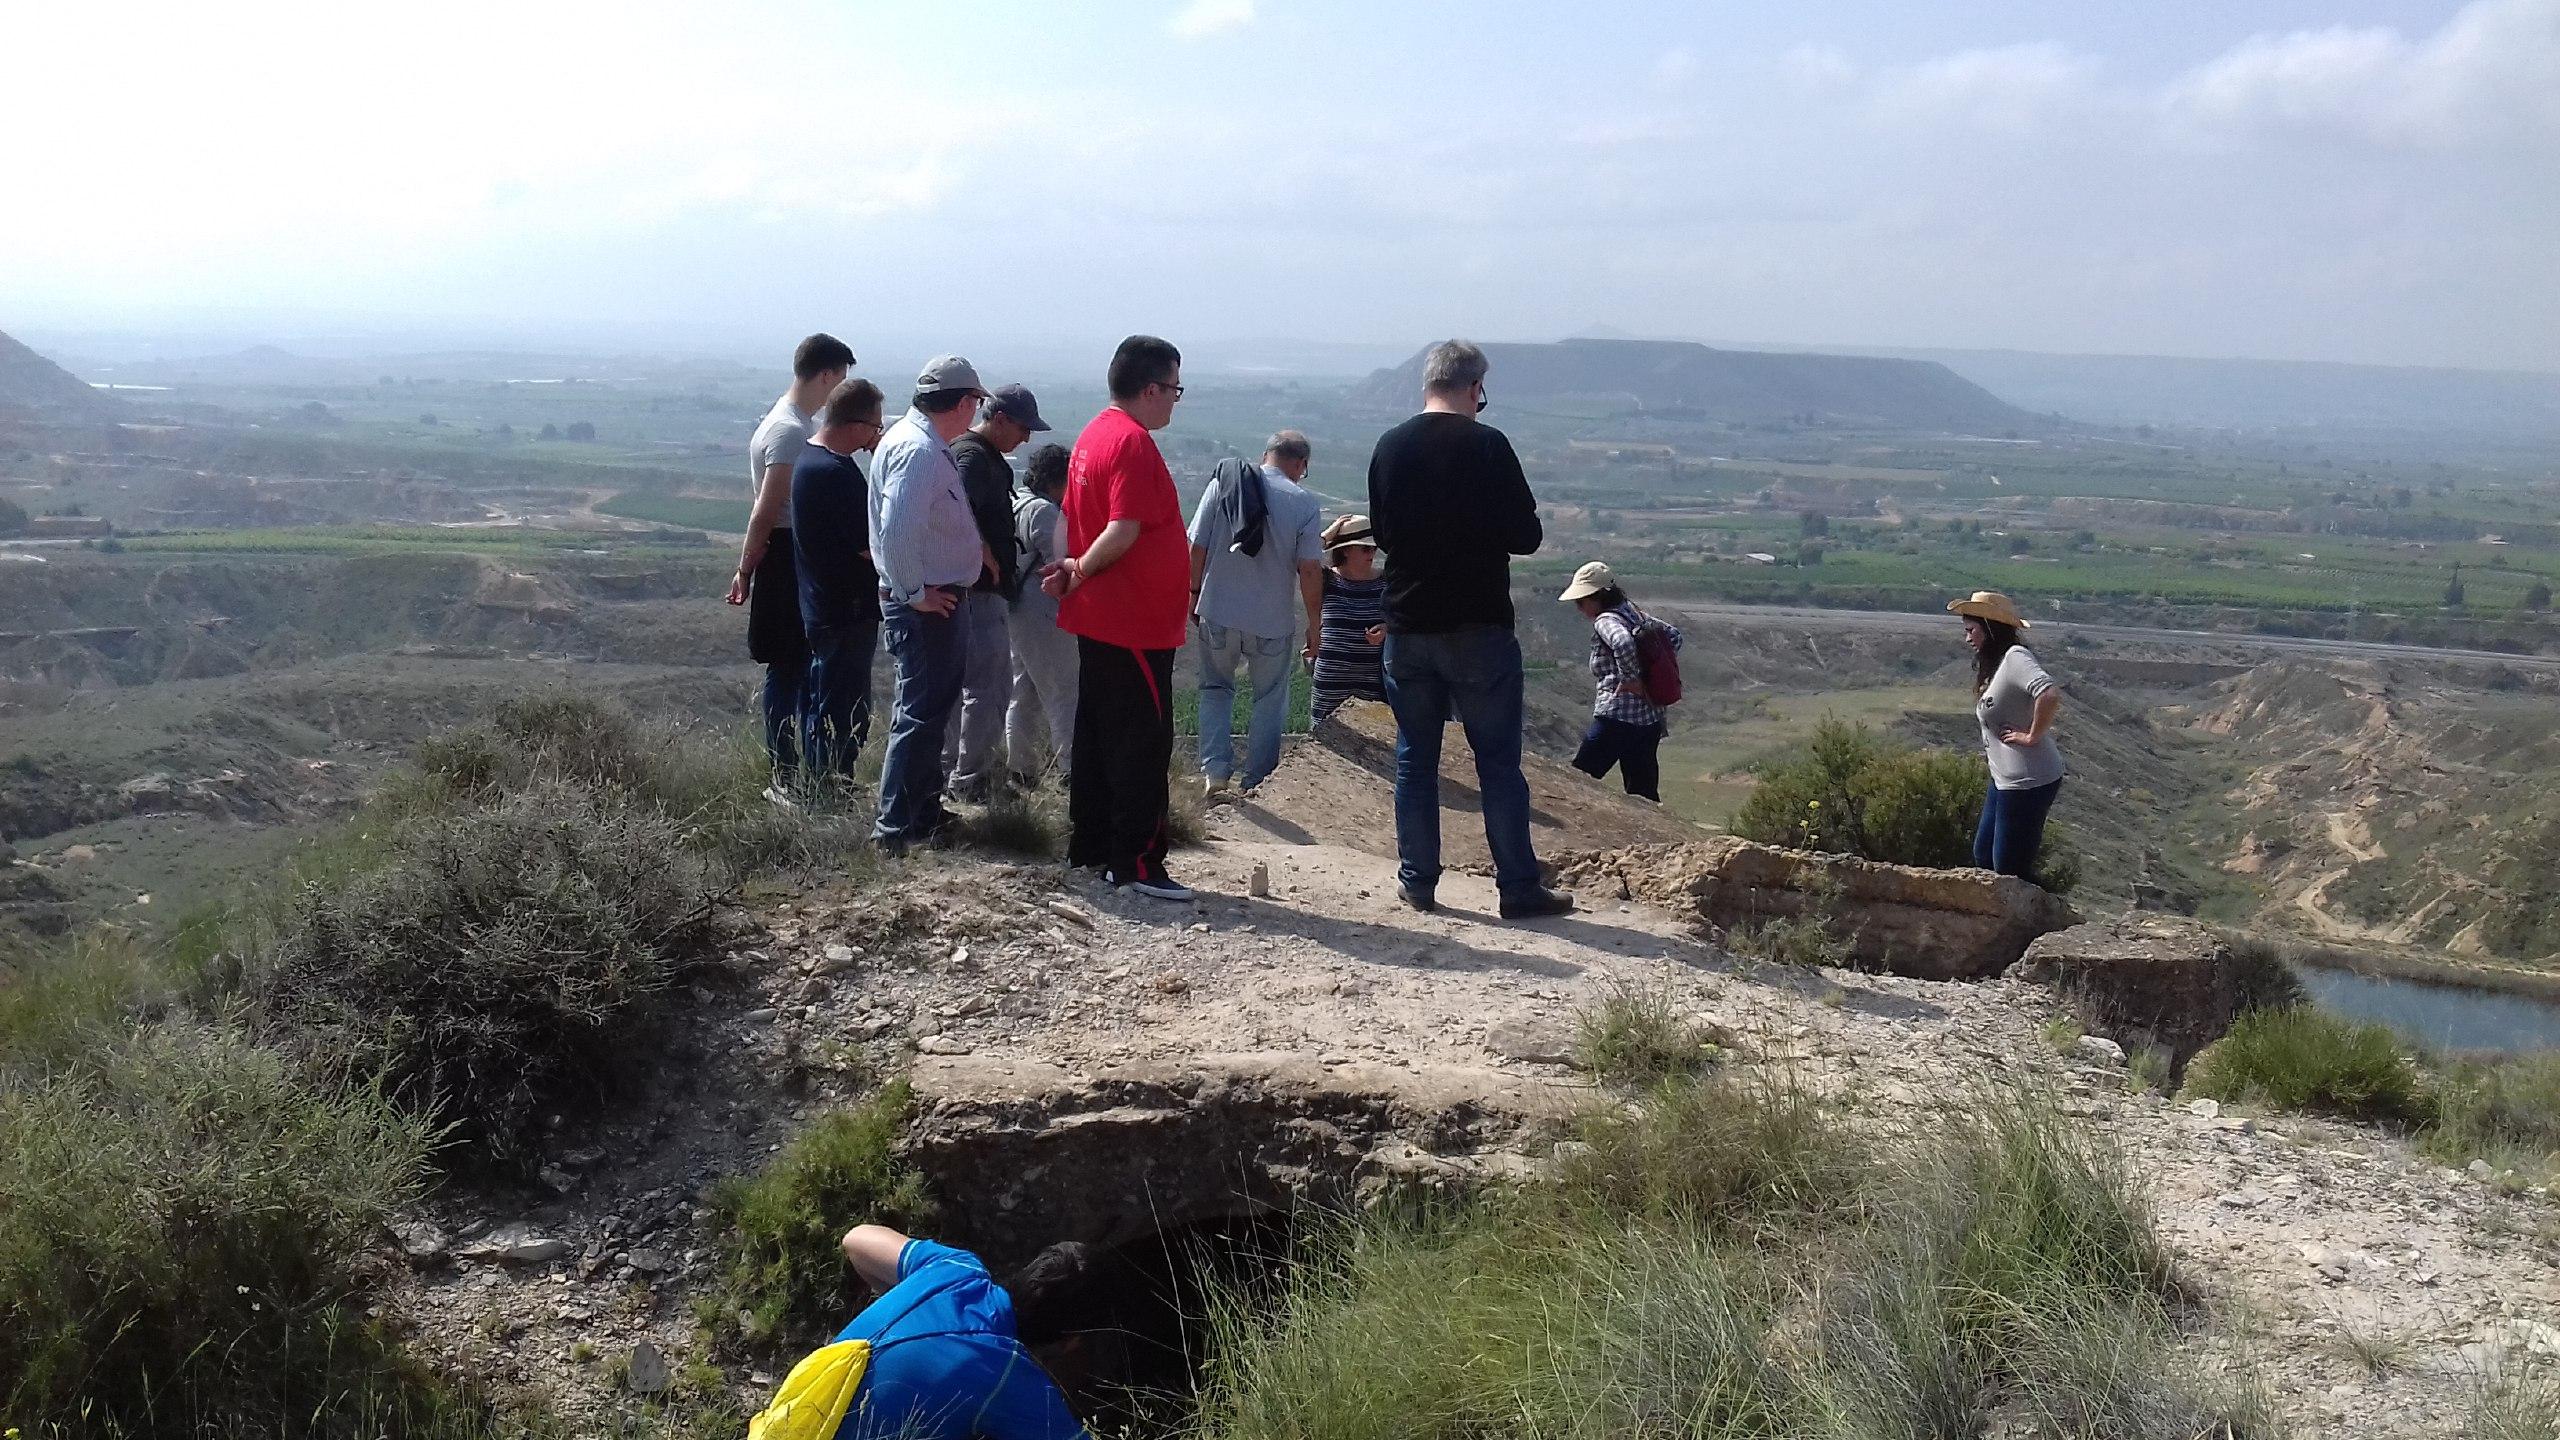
[747,1338,872,1440]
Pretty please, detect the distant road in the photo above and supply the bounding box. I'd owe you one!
[1654,600,2560,673]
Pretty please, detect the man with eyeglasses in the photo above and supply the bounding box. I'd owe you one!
[1046,335,1193,901]
[1367,338,1573,922]
[791,377,890,782]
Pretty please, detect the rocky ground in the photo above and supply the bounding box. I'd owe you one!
[386,725,2560,1437]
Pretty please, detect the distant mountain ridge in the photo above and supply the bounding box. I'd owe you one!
[1350,338,2034,432]
[0,328,109,416]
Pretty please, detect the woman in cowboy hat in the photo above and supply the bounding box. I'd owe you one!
[1308,514,1388,722]
[1949,590,2066,882]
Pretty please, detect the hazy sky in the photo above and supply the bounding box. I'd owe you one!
[4,0,2555,371]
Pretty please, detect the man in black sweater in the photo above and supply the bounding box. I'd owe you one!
[1366,340,1573,921]
[945,384,1050,801]
[791,378,890,781]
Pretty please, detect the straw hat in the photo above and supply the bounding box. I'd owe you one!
[1558,561,1618,602]
[1321,514,1376,551]
[1947,590,2031,629]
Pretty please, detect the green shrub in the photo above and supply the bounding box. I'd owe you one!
[1732,719,1984,871]
[703,1084,934,1351]
[250,780,720,1169]
[1721,911,1849,968]
[1574,990,1725,1089]
[0,1026,436,1435]
[2183,1007,2433,1124]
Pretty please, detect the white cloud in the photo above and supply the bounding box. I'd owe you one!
[1873,41,2099,130]
[1779,43,1857,90]
[2163,0,2560,147]
[1168,0,1255,41]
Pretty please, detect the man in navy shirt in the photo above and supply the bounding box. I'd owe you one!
[829,1223,1095,1440]
[792,379,890,781]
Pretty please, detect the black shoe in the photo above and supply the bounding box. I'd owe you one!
[1398,883,1438,913]
[1108,862,1194,902]
[1499,887,1576,921]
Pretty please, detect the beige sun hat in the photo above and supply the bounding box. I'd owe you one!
[1559,560,1619,602]
[1321,514,1375,552]
[1947,590,2031,629]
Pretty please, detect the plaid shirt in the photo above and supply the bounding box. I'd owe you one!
[1590,603,1680,726]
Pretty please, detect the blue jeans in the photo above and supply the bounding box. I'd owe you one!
[1194,621,1293,788]
[1974,776,2062,880]
[761,653,808,781]
[801,615,879,779]
[874,593,967,845]
[1572,717,1664,802]
[1382,626,1541,903]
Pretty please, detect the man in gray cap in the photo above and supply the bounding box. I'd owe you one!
[942,383,1050,801]
[869,355,992,852]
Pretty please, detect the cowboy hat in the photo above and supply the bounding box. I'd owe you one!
[1321,514,1376,551]
[1947,590,2031,629]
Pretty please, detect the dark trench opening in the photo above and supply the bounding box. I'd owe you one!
[1035,1210,1298,1437]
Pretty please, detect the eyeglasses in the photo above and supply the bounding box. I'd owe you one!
[1154,381,1185,398]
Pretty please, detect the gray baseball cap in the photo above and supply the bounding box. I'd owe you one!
[915,355,985,396]
[985,383,1051,432]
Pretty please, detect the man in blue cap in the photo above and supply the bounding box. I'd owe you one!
[944,383,1050,802]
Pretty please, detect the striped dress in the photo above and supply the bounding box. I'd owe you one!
[1311,571,1389,721]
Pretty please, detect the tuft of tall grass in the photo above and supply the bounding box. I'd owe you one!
[702,1083,934,1351]
[2183,1006,2434,1125]
[1557,1069,1864,1237]
[0,1025,436,1435]
[2470,1351,2560,1440]
[958,783,1066,859]
[1574,989,1727,1090]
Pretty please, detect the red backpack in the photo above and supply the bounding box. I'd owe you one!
[1632,613,1682,708]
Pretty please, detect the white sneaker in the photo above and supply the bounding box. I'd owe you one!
[761,784,801,811]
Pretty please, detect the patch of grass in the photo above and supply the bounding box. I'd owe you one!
[2183,1005,2434,1125]
[2470,1351,2560,1440]
[2041,1016,2084,1053]
[2425,1052,2560,1182]
[1193,1079,2260,1440]
[702,1083,934,1352]
[2128,1046,2176,1094]
[249,779,721,1170]
[958,783,1065,859]
[0,928,165,1069]
[1573,989,1727,1089]
[1721,911,1849,969]
[0,1025,440,1436]
[1557,1069,1864,1236]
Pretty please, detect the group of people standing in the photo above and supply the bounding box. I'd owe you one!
[730,334,2071,917]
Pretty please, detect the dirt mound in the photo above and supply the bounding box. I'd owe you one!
[1229,700,1702,874]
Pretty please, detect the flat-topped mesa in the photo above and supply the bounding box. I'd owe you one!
[1552,837,2080,980]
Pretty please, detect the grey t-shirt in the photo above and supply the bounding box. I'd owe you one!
[747,395,813,498]
[1977,645,2065,790]
[1187,465,1325,641]
[1009,492,1067,628]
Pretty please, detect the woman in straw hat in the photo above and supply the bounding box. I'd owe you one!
[1308,514,1388,721]
[1949,590,2066,881]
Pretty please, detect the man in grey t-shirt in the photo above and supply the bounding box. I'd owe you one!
[1186,429,1326,795]
[729,333,854,803]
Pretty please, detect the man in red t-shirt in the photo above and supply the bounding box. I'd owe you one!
[1045,335,1191,900]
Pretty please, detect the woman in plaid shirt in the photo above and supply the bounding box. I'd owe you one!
[1558,561,1682,803]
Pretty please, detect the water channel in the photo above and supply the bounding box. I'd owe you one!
[2296,964,2560,1054]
